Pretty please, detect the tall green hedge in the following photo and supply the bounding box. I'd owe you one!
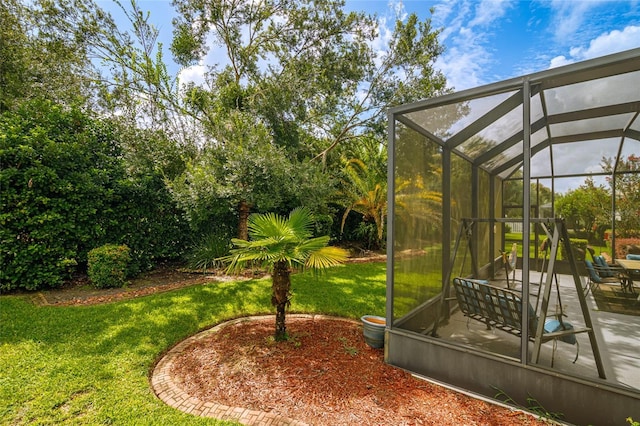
[0,100,190,291]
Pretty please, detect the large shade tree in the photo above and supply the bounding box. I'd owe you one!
[220,208,348,340]
[0,0,107,112]
[92,0,448,238]
[604,154,640,237]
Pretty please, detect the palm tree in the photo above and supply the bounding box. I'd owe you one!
[339,157,388,248]
[220,208,349,341]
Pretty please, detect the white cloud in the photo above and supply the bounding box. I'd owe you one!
[548,25,640,68]
[370,15,395,57]
[548,55,572,69]
[469,0,512,27]
[568,25,640,61]
[548,0,602,42]
[435,47,486,90]
[178,63,207,87]
[431,0,514,90]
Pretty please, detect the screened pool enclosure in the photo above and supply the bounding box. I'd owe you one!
[385,48,640,425]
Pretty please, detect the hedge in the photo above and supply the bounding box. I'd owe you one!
[0,100,190,291]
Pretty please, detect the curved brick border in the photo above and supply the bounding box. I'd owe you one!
[150,314,359,425]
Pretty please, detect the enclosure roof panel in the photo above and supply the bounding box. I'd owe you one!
[390,48,640,178]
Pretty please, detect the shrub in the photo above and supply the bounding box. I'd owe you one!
[184,230,231,272]
[615,238,640,258]
[87,244,131,288]
[560,238,588,261]
[0,100,122,291]
[353,222,382,250]
[105,173,191,275]
[0,100,191,291]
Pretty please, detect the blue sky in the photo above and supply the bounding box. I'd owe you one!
[99,0,640,92]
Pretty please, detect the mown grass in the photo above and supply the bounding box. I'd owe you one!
[0,262,386,425]
[505,232,608,258]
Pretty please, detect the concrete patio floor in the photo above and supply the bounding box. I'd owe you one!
[434,270,640,391]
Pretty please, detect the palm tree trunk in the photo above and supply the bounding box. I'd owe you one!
[272,260,291,341]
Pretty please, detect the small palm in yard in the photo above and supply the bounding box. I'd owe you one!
[220,208,349,341]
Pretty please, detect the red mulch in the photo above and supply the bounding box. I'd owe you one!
[170,316,548,426]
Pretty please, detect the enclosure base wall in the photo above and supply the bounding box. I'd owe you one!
[386,329,640,426]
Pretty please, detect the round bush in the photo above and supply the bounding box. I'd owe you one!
[87,244,131,288]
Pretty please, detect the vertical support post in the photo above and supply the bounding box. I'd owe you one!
[521,80,532,364]
[385,112,396,341]
[442,148,452,304]
[471,166,479,277]
[611,172,616,259]
[489,175,496,278]
[431,147,452,337]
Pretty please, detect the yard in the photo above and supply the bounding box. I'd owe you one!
[0,263,387,424]
[0,262,546,425]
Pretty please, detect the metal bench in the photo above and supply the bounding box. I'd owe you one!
[452,277,590,364]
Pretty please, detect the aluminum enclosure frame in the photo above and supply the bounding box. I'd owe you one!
[386,48,640,425]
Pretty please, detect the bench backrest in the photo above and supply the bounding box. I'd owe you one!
[452,277,537,335]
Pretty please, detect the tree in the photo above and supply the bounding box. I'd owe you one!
[603,154,640,237]
[338,137,388,249]
[555,178,611,240]
[0,0,107,112]
[169,0,447,154]
[220,208,348,340]
[93,0,448,237]
[168,110,335,238]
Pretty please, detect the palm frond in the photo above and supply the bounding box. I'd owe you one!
[219,209,347,274]
[305,246,350,269]
[248,212,290,240]
[296,235,331,253]
[286,207,314,239]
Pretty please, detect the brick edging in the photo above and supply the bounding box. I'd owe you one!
[150,314,358,425]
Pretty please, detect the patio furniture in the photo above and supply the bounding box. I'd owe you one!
[615,258,640,295]
[435,218,605,378]
[585,260,632,292]
[452,277,585,365]
[585,247,632,293]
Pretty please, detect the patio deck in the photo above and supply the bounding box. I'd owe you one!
[435,270,640,391]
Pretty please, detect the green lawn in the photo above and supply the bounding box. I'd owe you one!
[0,262,386,425]
[505,233,608,258]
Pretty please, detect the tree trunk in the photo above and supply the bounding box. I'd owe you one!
[237,200,250,240]
[272,260,291,341]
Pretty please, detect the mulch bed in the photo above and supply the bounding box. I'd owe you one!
[169,316,548,426]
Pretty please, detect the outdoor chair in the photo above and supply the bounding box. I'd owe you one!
[584,258,631,294]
